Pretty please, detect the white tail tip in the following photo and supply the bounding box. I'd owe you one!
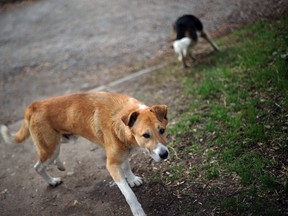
[1,125,14,144]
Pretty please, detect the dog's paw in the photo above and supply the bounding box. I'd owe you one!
[49,177,63,187]
[56,161,66,171]
[131,207,146,216]
[214,46,220,52]
[127,176,143,188]
[57,165,66,171]
[54,158,66,171]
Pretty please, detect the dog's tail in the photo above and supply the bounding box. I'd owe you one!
[1,120,30,144]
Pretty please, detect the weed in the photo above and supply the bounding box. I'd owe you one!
[155,15,288,215]
[158,14,288,215]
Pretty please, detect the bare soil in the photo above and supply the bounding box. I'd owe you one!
[0,0,287,216]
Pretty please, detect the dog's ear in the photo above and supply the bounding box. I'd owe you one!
[150,105,168,122]
[121,111,139,127]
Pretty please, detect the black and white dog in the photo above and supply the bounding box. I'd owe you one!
[172,14,219,68]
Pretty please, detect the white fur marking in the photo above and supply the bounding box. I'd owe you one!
[151,143,169,162]
[173,37,192,61]
[34,145,63,186]
[116,180,146,216]
[1,125,15,144]
[138,104,148,110]
[121,159,143,187]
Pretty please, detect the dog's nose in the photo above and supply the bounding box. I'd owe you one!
[159,149,169,160]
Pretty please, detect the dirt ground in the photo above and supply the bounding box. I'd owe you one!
[0,0,287,216]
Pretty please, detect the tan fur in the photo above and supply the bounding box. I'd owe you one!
[2,91,168,180]
[1,92,169,215]
[14,120,30,143]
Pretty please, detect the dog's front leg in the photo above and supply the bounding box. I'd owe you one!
[107,160,146,216]
[122,159,143,187]
[188,48,196,62]
[201,31,220,51]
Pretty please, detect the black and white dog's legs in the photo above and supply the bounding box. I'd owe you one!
[181,51,189,68]
[188,48,196,62]
[201,31,220,51]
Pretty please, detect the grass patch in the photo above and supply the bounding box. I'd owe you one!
[151,15,288,215]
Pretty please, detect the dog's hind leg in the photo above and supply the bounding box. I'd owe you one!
[188,48,196,62]
[201,31,220,51]
[55,156,65,171]
[180,51,188,68]
[121,159,143,187]
[34,144,63,187]
[30,122,63,187]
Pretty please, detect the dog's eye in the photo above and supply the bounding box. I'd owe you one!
[159,128,165,135]
[143,133,151,139]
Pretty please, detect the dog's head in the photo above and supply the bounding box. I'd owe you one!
[122,105,169,162]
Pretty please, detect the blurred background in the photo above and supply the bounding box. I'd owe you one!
[1,0,287,125]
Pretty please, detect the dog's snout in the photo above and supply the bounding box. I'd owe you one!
[159,149,169,160]
[151,143,169,162]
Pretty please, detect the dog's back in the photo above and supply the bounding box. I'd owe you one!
[173,14,203,41]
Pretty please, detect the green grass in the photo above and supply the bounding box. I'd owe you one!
[159,16,288,215]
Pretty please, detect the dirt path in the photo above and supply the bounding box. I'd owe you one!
[0,0,287,215]
[1,0,287,125]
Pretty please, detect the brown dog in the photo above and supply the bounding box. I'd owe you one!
[1,91,169,216]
